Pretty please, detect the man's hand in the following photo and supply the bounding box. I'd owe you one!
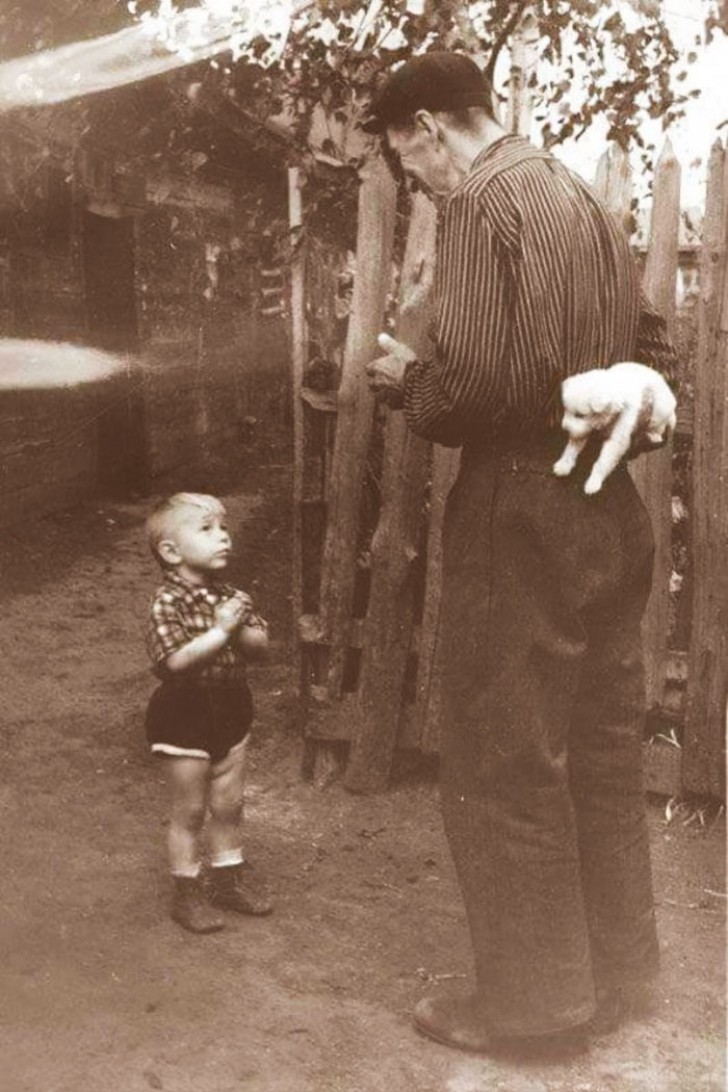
[554,362,677,494]
[365,333,417,407]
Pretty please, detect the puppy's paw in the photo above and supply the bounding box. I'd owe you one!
[583,472,603,495]
[552,455,573,477]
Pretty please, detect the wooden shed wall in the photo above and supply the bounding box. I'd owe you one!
[0,115,290,524]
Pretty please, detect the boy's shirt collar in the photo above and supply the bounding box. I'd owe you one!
[162,569,235,600]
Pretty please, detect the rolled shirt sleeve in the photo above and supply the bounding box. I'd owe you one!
[400,136,673,448]
[403,188,512,447]
[147,593,189,669]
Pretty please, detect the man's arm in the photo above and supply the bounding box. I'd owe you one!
[401,189,513,446]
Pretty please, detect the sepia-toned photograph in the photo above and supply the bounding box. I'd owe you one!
[1,2,725,1090]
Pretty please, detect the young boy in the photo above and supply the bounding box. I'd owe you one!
[145,492,272,933]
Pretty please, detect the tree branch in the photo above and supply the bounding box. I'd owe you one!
[483,0,533,86]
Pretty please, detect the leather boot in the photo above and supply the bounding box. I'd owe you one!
[413,992,588,1060]
[171,876,225,934]
[586,982,656,1036]
[209,861,273,915]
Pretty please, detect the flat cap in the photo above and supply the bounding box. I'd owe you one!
[362,52,491,133]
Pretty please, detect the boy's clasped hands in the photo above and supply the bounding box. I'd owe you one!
[216,592,269,660]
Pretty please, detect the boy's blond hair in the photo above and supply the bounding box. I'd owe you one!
[146,492,225,567]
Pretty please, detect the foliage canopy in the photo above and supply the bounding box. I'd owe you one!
[0,0,724,162]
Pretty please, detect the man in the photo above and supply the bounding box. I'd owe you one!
[363,52,677,1057]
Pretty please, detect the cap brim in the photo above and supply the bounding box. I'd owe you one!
[361,92,489,134]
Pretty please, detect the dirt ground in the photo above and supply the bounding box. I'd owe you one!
[1,464,725,1092]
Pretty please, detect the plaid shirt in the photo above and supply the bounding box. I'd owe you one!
[147,570,263,686]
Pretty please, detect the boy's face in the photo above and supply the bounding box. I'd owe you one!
[160,502,232,581]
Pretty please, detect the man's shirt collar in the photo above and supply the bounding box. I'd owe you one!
[467,134,552,185]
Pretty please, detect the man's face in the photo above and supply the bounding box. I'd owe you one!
[386,119,459,197]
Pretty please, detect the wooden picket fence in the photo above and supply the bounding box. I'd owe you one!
[292,135,728,798]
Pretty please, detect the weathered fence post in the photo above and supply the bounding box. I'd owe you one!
[630,138,681,710]
[684,138,728,798]
[310,155,397,698]
[594,143,633,234]
[345,194,438,793]
[594,141,681,716]
[416,445,461,753]
[288,166,307,641]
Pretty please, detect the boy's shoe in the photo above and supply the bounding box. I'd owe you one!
[208,861,273,916]
[171,876,225,934]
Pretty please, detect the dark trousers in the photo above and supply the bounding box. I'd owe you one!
[438,443,660,1037]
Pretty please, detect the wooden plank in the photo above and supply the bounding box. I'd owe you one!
[643,741,683,797]
[288,166,307,649]
[684,138,728,799]
[316,156,397,701]
[345,194,437,792]
[593,143,633,235]
[630,137,681,711]
[417,445,461,753]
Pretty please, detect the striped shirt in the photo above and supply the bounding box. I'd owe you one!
[147,571,264,686]
[403,135,677,448]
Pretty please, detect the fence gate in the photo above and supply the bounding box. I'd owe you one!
[294,140,727,800]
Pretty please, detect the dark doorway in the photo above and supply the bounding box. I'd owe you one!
[82,210,148,497]
[83,211,138,352]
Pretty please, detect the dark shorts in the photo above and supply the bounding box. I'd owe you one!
[145,683,253,763]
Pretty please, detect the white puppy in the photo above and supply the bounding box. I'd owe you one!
[553,362,677,495]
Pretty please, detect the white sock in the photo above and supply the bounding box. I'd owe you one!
[171,863,201,879]
[210,849,244,868]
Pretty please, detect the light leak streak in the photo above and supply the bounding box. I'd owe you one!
[0,341,127,389]
[0,0,316,112]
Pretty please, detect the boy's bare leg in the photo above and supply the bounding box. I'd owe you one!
[163,755,210,874]
[161,754,224,932]
[208,739,272,915]
[207,738,248,859]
